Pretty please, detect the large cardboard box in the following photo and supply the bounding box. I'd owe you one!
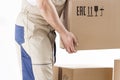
[114,59,120,80]
[53,65,113,80]
[61,0,120,50]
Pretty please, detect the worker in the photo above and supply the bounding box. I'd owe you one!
[15,0,78,80]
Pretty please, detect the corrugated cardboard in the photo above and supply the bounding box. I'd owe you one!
[53,66,59,80]
[53,65,113,80]
[61,0,120,50]
[114,59,120,80]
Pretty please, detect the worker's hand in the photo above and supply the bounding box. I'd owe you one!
[60,31,78,53]
[37,0,78,52]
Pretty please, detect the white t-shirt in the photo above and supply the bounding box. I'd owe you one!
[27,0,37,6]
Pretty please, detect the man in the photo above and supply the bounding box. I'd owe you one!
[15,0,78,80]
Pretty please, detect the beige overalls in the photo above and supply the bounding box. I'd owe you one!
[15,0,66,80]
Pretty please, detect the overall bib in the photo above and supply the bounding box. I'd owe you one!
[15,0,66,80]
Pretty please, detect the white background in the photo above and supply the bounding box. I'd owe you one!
[0,0,120,80]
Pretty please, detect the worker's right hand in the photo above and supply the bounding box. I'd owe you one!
[60,31,78,53]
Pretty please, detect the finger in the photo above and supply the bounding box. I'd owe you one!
[70,41,76,53]
[62,41,71,53]
[73,36,79,47]
[68,46,74,53]
[70,32,78,46]
[65,47,70,53]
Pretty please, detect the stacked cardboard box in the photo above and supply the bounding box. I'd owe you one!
[114,59,120,80]
[61,0,120,50]
[53,65,113,80]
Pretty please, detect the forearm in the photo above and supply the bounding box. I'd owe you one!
[36,0,78,53]
[36,0,67,35]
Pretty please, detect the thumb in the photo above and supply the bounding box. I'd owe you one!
[73,35,79,47]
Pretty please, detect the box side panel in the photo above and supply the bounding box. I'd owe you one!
[68,0,120,50]
[53,66,59,80]
[73,68,112,80]
[114,60,120,80]
[62,68,73,80]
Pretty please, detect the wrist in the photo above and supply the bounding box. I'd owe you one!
[58,29,68,37]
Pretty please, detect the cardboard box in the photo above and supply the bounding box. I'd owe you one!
[53,65,113,80]
[114,59,120,80]
[53,66,59,80]
[61,0,120,50]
